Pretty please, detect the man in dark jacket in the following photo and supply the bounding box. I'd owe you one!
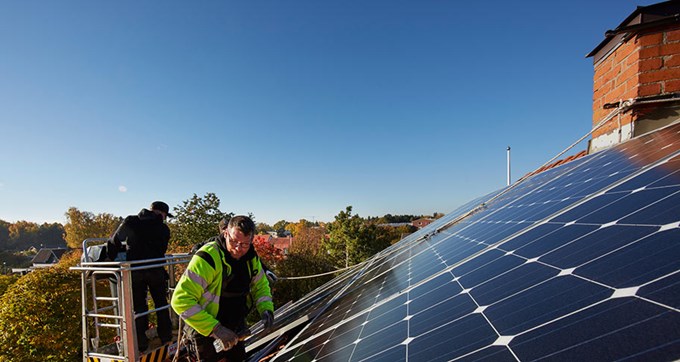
[110,201,173,352]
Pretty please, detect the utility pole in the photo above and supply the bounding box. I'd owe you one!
[507,146,511,186]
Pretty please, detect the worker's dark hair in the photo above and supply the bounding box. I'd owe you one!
[226,215,256,236]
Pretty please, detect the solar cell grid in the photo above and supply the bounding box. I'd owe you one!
[264,123,680,361]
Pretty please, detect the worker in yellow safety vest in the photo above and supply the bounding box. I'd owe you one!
[171,215,274,361]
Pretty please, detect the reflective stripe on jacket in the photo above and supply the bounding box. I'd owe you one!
[171,240,274,336]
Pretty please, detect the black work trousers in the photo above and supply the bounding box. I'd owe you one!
[132,268,172,351]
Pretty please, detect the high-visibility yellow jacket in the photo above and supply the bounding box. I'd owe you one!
[171,238,273,336]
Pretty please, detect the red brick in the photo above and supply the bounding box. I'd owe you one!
[665,79,680,92]
[594,81,613,100]
[638,83,662,96]
[667,28,680,42]
[609,83,625,100]
[625,49,641,67]
[595,67,616,89]
[660,42,680,56]
[617,64,638,85]
[614,42,636,64]
[594,61,612,80]
[666,54,680,67]
[622,86,637,100]
[639,33,663,47]
[639,68,680,83]
[639,58,663,71]
[640,45,662,59]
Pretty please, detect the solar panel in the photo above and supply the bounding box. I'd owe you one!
[256,122,680,361]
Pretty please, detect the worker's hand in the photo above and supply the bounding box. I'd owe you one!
[261,310,274,331]
[210,324,239,351]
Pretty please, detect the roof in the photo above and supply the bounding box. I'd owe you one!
[587,1,680,62]
[31,248,68,264]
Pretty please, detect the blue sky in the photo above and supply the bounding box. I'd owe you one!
[0,0,657,226]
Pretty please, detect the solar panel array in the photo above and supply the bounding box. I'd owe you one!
[256,122,680,361]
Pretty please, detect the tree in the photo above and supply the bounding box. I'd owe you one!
[272,220,289,237]
[0,266,82,361]
[273,250,335,307]
[168,193,232,252]
[0,221,9,250]
[288,221,326,255]
[325,207,395,269]
[256,222,274,235]
[37,223,66,248]
[0,275,18,297]
[325,206,364,268]
[8,221,39,249]
[252,237,285,270]
[63,207,121,249]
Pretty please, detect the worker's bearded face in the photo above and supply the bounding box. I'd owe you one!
[224,227,252,260]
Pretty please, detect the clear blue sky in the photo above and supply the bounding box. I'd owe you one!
[0,0,657,226]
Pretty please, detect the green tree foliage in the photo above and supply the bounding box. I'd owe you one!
[273,250,334,307]
[272,220,289,237]
[0,220,9,250]
[168,193,232,251]
[325,207,394,268]
[0,274,18,297]
[63,207,121,249]
[325,206,364,268]
[0,266,81,361]
[377,224,417,245]
[0,220,65,251]
[256,222,274,234]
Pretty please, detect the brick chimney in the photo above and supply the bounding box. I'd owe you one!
[587,1,680,153]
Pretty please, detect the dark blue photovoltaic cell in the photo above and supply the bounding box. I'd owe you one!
[356,345,406,362]
[576,187,679,224]
[435,235,486,264]
[497,223,563,251]
[316,323,364,360]
[280,329,334,361]
[455,346,516,361]
[575,228,680,288]
[540,225,659,269]
[450,248,509,277]
[409,293,476,336]
[456,253,525,289]
[638,272,680,309]
[317,344,355,361]
[361,303,406,338]
[469,262,559,306]
[619,188,680,225]
[353,321,408,361]
[409,314,497,361]
[549,192,623,223]
[367,294,407,319]
[408,279,461,314]
[409,250,446,284]
[510,298,680,361]
[511,224,600,259]
[483,275,611,335]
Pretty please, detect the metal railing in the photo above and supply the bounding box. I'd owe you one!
[71,238,191,362]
